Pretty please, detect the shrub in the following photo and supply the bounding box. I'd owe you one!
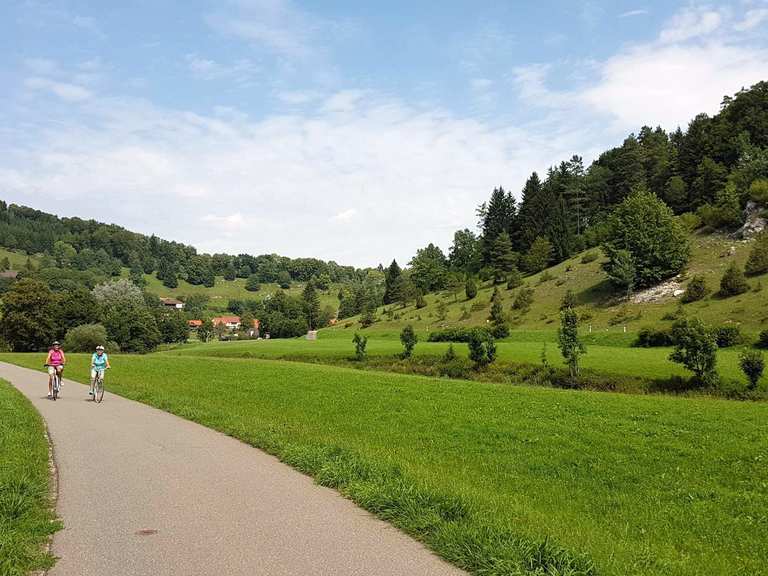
[715,325,745,348]
[415,291,427,309]
[669,317,718,386]
[465,277,478,300]
[580,251,598,264]
[681,275,709,303]
[399,325,418,358]
[512,286,534,312]
[756,329,768,349]
[678,212,702,232]
[745,232,768,276]
[719,262,749,297]
[558,303,585,379]
[538,270,554,284]
[739,349,765,389]
[635,327,674,347]
[352,333,367,361]
[506,267,523,289]
[467,331,496,368]
[63,323,109,352]
[428,327,490,342]
[442,343,457,362]
[749,178,768,204]
[245,274,261,292]
[360,306,376,328]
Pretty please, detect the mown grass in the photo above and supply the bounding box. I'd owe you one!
[0,379,60,575]
[3,353,767,575]
[168,335,762,387]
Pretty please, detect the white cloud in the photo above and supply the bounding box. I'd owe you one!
[332,208,357,223]
[0,93,587,267]
[24,58,58,75]
[619,9,648,18]
[24,77,93,102]
[185,54,259,84]
[277,90,322,105]
[734,8,768,31]
[659,7,723,43]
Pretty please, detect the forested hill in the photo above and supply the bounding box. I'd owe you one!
[389,81,768,300]
[0,202,362,288]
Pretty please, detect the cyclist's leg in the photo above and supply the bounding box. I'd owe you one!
[89,369,96,395]
[47,366,54,396]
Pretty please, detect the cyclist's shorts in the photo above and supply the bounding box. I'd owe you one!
[48,365,63,375]
[91,368,105,380]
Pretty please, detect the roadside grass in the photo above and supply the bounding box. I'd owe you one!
[3,353,767,576]
[0,379,60,575]
[168,335,762,387]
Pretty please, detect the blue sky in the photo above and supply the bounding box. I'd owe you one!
[1,1,768,266]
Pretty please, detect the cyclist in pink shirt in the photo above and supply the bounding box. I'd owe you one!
[45,341,66,399]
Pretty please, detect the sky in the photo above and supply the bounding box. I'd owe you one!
[1,1,768,267]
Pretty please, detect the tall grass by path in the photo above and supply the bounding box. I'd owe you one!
[3,353,767,575]
[0,379,61,575]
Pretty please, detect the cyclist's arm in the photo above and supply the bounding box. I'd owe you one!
[60,351,67,364]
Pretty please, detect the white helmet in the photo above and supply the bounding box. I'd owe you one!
[96,345,105,351]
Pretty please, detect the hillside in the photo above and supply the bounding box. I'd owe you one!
[328,232,768,340]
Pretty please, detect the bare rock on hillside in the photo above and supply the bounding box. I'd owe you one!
[632,277,684,304]
[731,201,767,240]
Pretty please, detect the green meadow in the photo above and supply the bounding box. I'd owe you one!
[3,352,766,576]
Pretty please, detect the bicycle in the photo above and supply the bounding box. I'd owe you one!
[46,364,62,400]
[92,368,106,403]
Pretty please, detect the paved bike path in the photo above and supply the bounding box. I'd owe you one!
[0,362,464,576]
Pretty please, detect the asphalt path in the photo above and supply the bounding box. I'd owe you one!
[1,362,464,576]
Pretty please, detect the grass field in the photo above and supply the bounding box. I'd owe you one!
[3,353,766,576]
[0,379,60,575]
[166,334,763,387]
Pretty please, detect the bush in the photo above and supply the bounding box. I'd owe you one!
[512,286,534,312]
[415,292,427,309]
[719,262,749,297]
[506,267,523,289]
[749,178,768,204]
[756,329,768,349]
[442,343,456,362]
[635,327,673,347]
[352,333,367,361]
[399,325,418,358]
[538,271,554,284]
[715,325,745,348]
[428,327,490,343]
[739,349,765,389]
[669,317,718,386]
[467,331,496,368]
[580,251,598,264]
[465,277,477,300]
[678,212,702,232]
[745,232,768,276]
[63,323,108,352]
[681,275,709,303]
[245,274,261,292]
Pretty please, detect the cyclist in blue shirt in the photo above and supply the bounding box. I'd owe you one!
[89,345,111,397]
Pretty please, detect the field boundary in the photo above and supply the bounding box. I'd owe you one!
[32,417,60,576]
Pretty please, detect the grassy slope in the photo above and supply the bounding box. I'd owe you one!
[0,380,60,575]
[133,271,341,313]
[329,233,768,339]
[2,353,767,576]
[0,247,38,270]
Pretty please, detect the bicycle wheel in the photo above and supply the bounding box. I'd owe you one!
[94,374,104,403]
[52,375,59,400]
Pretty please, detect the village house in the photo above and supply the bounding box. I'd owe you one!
[160,297,185,310]
[211,316,261,337]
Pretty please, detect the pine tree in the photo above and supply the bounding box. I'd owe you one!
[302,281,321,329]
[480,187,517,264]
[517,172,544,250]
[490,231,517,282]
[488,287,508,338]
[383,259,402,304]
[558,295,585,380]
